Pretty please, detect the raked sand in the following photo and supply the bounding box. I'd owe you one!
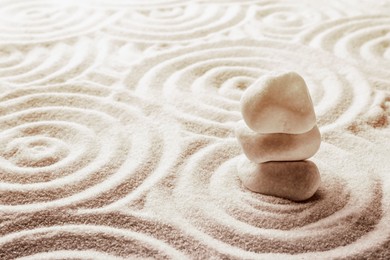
[0,0,389,259]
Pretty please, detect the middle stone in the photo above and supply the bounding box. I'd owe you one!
[235,120,321,163]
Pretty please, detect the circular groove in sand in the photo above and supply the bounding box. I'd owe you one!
[0,83,177,212]
[0,39,107,87]
[243,1,348,40]
[298,15,390,128]
[125,39,372,135]
[0,2,388,259]
[298,15,390,61]
[0,0,117,44]
[102,4,247,43]
[144,137,387,258]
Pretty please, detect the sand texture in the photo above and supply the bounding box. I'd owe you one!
[0,0,390,259]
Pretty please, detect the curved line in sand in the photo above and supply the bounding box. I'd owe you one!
[0,83,178,213]
[125,39,372,135]
[0,1,119,44]
[144,138,386,257]
[102,4,247,43]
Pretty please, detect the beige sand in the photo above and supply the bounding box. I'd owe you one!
[0,0,389,259]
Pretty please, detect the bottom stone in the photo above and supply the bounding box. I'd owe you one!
[237,158,321,201]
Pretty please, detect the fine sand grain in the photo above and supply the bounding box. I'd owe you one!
[0,0,389,259]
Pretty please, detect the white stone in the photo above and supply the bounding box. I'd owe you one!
[235,120,321,163]
[237,158,321,201]
[240,71,316,134]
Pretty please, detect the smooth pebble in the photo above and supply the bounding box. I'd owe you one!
[235,120,321,163]
[237,158,321,201]
[240,71,316,134]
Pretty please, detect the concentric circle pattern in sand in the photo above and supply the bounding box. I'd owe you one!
[0,38,108,87]
[144,132,389,258]
[0,83,179,213]
[0,1,389,259]
[0,210,234,259]
[243,0,347,40]
[297,15,390,128]
[298,15,390,87]
[0,0,116,44]
[126,39,373,136]
[101,3,247,44]
[88,0,189,8]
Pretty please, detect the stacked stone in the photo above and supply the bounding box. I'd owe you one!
[236,72,321,201]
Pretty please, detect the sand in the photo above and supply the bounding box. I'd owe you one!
[0,0,389,259]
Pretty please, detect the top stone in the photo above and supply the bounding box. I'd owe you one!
[240,72,316,134]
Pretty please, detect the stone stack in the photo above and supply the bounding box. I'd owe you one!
[236,72,321,201]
